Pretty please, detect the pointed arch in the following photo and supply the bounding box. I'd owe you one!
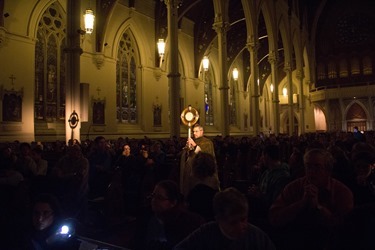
[281,110,299,134]
[34,1,67,122]
[345,101,369,132]
[28,0,66,38]
[112,18,150,64]
[313,104,327,131]
[116,29,140,124]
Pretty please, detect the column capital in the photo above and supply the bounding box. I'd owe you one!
[268,50,278,64]
[218,86,230,90]
[246,40,259,52]
[163,0,183,7]
[296,69,304,80]
[283,62,292,73]
[212,21,230,34]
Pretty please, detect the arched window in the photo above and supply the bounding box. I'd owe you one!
[34,3,66,121]
[116,31,137,123]
[229,81,237,125]
[204,69,214,126]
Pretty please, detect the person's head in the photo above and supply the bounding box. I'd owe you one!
[32,194,61,231]
[193,124,204,139]
[352,151,375,186]
[67,144,82,159]
[304,148,334,188]
[151,142,163,153]
[151,180,182,215]
[20,142,32,157]
[192,152,216,179]
[262,144,280,167]
[32,146,43,162]
[94,136,107,151]
[213,187,249,240]
[122,144,131,156]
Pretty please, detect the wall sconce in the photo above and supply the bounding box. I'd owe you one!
[202,56,209,71]
[157,38,165,67]
[270,83,274,93]
[282,87,287,96]
[232,67,239,81]
[257,78,259,86]
[84,8,95,34]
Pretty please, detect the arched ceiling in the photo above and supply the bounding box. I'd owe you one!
[117,0,374,88]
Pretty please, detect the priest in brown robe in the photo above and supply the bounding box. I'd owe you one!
[180,124,220,196]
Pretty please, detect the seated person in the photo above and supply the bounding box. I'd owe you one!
[347,150,375,207]
[134,180,204,250]
[269,148,354,250]
[248,144,290,219]
[19,193,80,249]
[174,187,275,250]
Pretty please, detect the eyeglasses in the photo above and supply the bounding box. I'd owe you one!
[148,193,170,201]
[305,165,327,172]
[33,210,54,218]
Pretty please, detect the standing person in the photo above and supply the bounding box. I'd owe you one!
[174,187,276,250]
[353,126,365,142]
[88,136,114,198]
[269,148,354,250]
[187,124,215,157]
[186,152,219,221]
[32,146,48,176]
[115,143,142,215]
[15,142,37,180]
[53,144,89,218]
[181,124,219,196]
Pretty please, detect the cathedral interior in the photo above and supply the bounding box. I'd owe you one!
[0,0,374,143]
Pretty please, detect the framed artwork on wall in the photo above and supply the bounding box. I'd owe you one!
[1,86,23,122]
[93,100,105,125]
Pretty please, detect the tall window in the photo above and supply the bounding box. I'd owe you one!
[34,3,66,121]
[229,82,237,125]
[204,69,214,126]
[116,31,137,123]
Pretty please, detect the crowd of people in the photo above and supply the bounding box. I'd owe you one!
[0,127,375,249]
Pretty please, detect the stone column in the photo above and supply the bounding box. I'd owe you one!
[164,0,181,138]
[297,69,305,134]
[284,64,294,135]
[268,50,280,135]
[213,19,230,137]
[325,97,330,131]
[65,0,82,143]
[368,96,374,130]
[0,0,4,27]
[247,39,260,135]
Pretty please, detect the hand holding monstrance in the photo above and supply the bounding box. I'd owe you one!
[180,105,199,150]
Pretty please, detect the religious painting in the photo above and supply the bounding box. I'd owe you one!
[153,104,162,127]
[93,101,105,124]
[244,113,248,130]
[3,93,22,122]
